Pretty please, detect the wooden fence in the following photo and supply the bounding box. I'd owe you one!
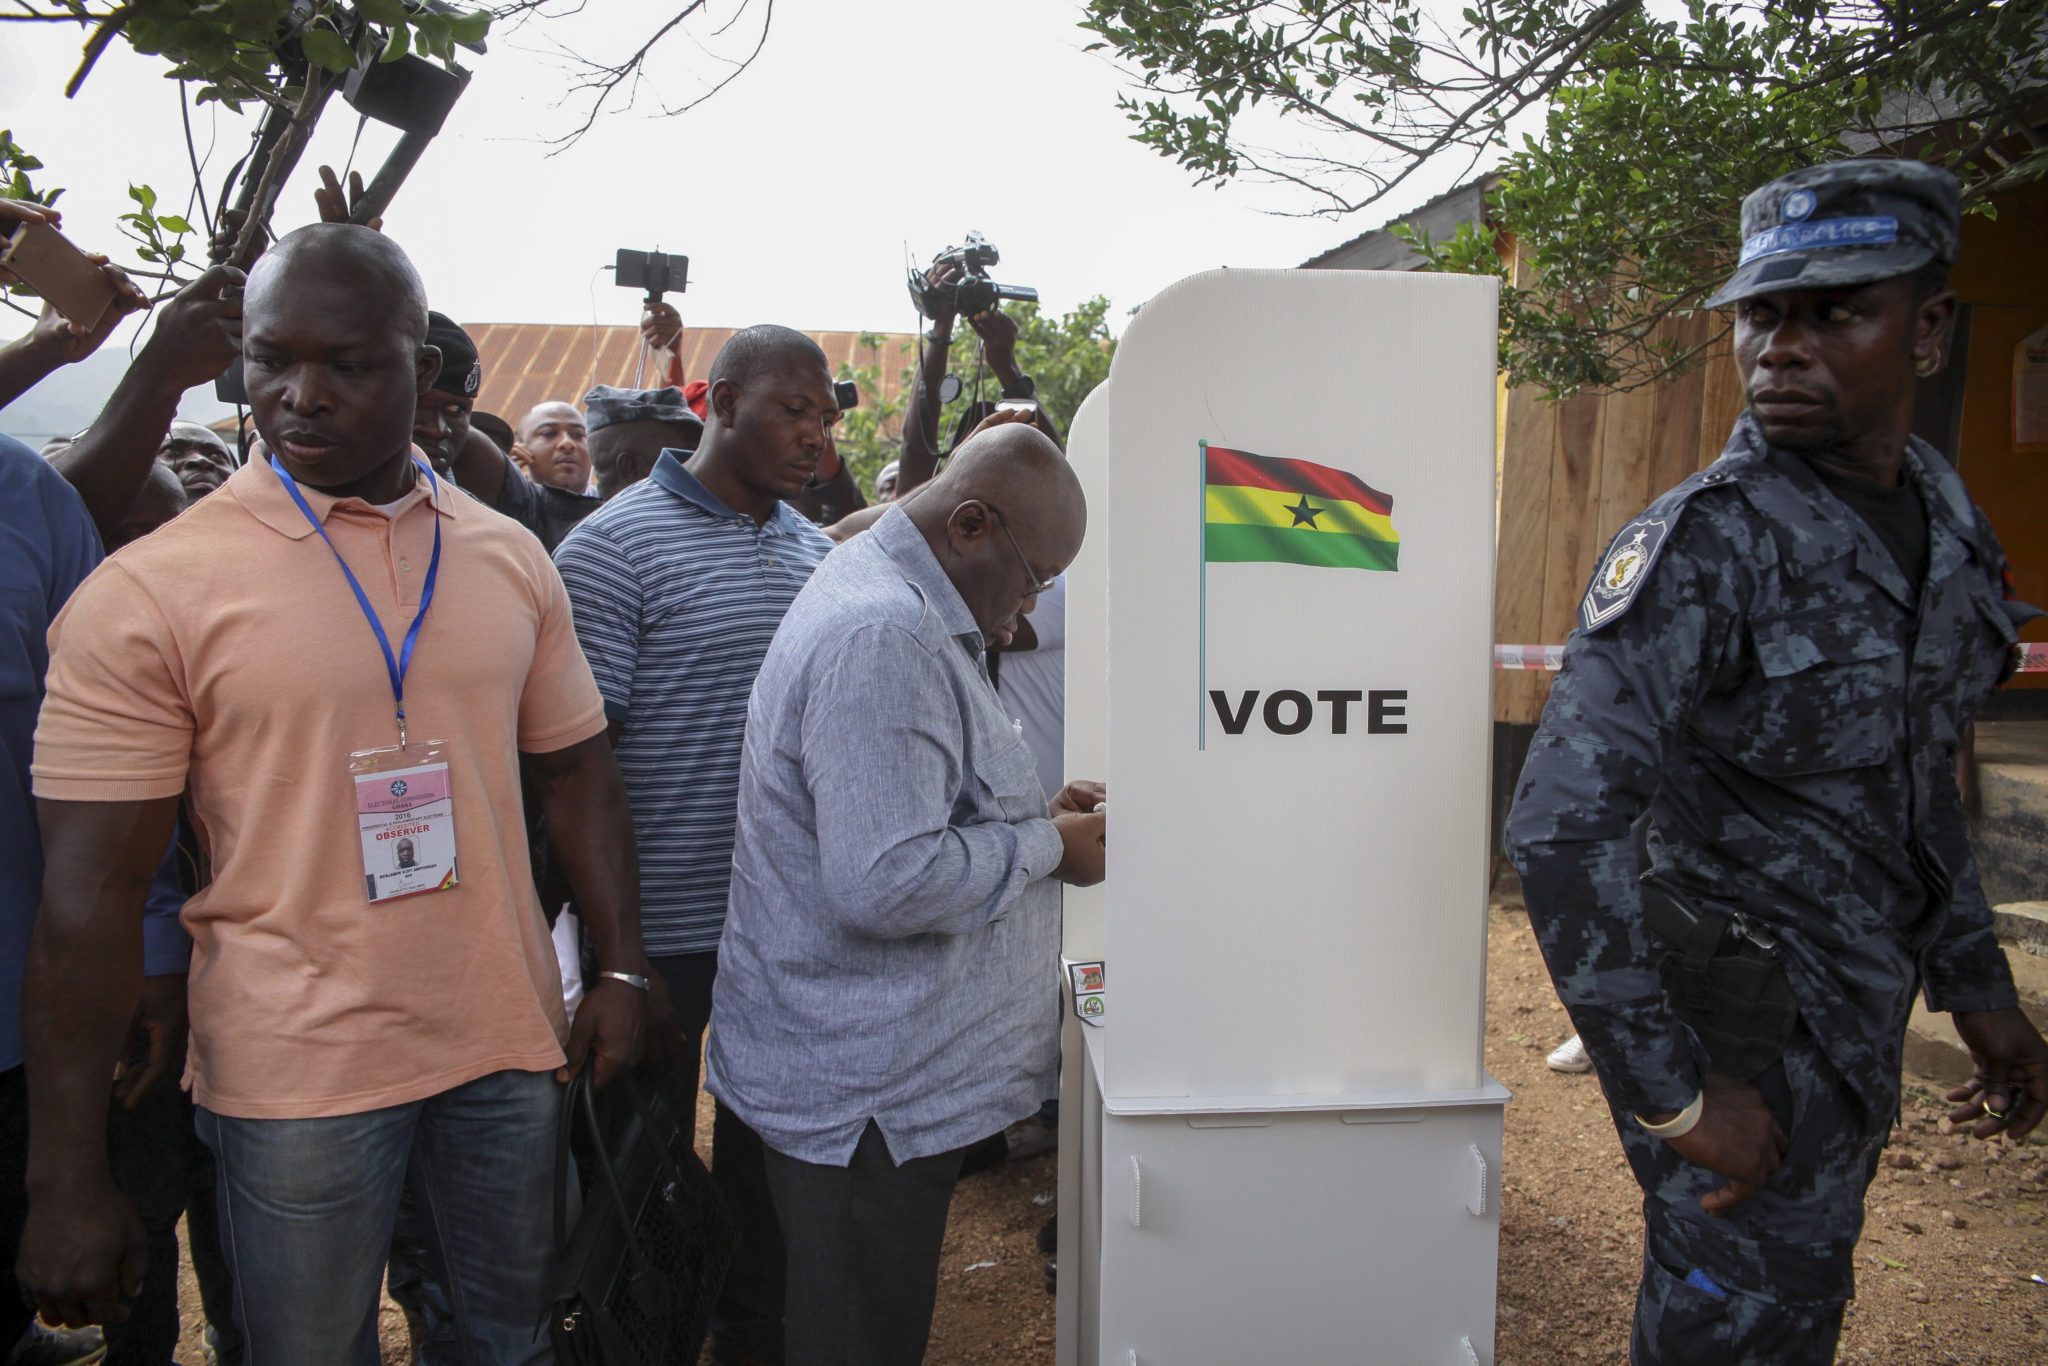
[1493,313,1748,724]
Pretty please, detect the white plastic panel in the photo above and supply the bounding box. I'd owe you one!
[1103,268,1498,1101]
[1080,1047,1503,1365]
[1063,384,1111,966]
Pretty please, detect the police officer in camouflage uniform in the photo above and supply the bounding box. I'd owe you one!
[1506,159,2048,1363]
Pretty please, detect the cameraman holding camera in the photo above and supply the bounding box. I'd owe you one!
[899,237,1059,502]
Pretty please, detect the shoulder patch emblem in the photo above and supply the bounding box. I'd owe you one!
[1581,518,1670,632]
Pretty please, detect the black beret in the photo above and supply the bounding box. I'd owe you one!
[425,311,482,398]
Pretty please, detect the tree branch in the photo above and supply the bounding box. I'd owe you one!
[541,0,778,148]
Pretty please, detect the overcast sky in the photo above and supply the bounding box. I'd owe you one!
[2,0,1478,344]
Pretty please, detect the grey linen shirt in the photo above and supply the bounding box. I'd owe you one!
[705,506,1065,1166]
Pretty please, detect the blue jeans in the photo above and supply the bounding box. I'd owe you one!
[196,1068,560,1366]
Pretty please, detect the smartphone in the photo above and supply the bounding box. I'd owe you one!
[1,220,117,331]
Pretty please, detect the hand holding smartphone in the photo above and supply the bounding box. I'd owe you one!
[2,218,121,332]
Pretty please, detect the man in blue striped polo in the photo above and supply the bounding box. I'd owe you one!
[553,324,838,1366]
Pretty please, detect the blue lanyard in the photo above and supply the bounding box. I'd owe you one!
[270,453,443,748]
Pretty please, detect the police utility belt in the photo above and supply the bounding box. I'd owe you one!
[1642,876,1801,1082]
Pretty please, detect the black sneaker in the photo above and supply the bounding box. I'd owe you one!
[1042,1258,1056,1294]
[7,1323,106,1366]
[1036,1214,1057,1254]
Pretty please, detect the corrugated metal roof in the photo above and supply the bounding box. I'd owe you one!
[463,323,921,429]
[1300,174,1498,271]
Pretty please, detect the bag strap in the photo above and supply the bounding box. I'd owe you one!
[576,1071,669,1288]
[553,1067,583,1255]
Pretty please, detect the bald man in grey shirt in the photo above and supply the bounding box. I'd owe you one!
[708,427,1105,1365]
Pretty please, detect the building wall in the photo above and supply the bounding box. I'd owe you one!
[1947,179,2048,695]
[1491,265,1746,723]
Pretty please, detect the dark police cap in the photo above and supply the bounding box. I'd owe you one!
[583,384,704,441]
[424,311,482,398]
[1706,159,1959,308]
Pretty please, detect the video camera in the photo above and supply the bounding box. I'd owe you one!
[908,232,1038,319]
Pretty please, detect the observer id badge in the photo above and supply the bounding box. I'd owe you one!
[350,742,460,903]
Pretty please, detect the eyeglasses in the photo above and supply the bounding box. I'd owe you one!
[983,502,1059,597]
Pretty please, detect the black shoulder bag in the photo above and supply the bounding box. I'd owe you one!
[543,1069,738,1365]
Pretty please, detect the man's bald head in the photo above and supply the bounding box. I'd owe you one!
[518,401,591,492]
[915,424,1083,528]
[245,222,428,347]
[519,401,582,440]
[906,424,1086,649]
[238,223,439,495]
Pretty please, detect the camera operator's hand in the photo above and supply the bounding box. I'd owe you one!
[0,210,147,410]
[967,305,1021,382]
[0,198,63,285]
[206,208,246,268]
[641,299,682,352]
[133,265,244,392]
[0,197,60,235]
[20,260,146,367]
[922,261,964,331]
[314,165,383,232]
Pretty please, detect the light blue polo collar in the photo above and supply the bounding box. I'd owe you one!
[650,450,808,535]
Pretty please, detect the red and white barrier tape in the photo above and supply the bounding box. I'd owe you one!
[1494,643,2048,674]
[1492,645,1566,671]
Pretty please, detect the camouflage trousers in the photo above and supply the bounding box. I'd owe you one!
[1610,1027,1891,1365]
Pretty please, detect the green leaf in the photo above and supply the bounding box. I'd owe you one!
[356,0,411,23]
[380,23,410,63]
[157,214,192,235]
[410,16,453,62]
[444,10,491,45]
[129,183,157,212]
[300,27,356,74]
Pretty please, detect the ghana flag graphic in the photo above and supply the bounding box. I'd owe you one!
[1202,443,1399,571]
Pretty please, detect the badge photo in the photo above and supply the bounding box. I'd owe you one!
[351,745,462,904]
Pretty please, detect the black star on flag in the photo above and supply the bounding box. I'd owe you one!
[1284,496,1323,528]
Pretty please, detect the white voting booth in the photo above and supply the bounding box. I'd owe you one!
[1055,268,1507,1365]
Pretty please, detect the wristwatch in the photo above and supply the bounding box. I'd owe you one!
[596,970,651,992]
[1001,374,1037,400]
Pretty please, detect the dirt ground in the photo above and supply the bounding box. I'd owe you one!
[174,901,2048,1364]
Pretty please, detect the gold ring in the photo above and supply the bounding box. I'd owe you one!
[1981,1097,2002,1119]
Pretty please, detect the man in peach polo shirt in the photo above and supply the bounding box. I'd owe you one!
[16,224,648,1364]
